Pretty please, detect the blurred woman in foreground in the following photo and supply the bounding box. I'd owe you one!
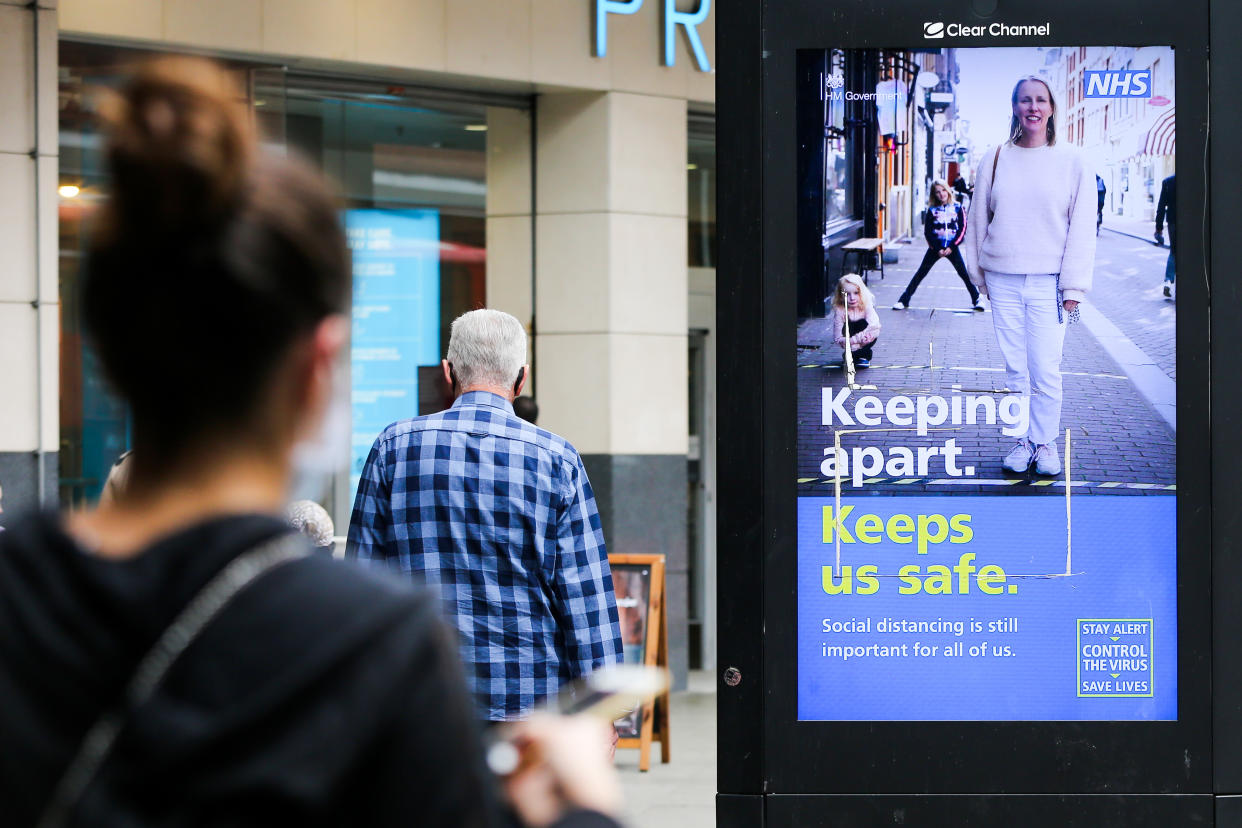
[0,57,620,828]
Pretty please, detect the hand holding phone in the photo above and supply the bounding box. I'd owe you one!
[556,663,669,720]
[486,664,669,771]
[498,714,622,826]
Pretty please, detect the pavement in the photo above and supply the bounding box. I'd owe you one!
[798,229,1176,497]
[616,670,716,828]
[1093,222,1177,382]
[1103,214,1166,246]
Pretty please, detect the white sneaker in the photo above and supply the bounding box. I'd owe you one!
[1002,439,1034,473]
[892,300,907,310]
[1033,443,1061,476]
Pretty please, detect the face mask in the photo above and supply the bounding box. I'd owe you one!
[287,365,350,506]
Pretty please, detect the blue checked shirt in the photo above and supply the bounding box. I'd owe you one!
[346,391,623,720]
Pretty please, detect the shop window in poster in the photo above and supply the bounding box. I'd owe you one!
[795,46,1177,721]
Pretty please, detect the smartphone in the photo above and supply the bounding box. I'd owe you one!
[557,662,669,718]
[485,664,669,776]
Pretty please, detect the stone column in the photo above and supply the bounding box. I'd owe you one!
[534,91,689,688]
[485,105,534,360]
[0,0,58,516]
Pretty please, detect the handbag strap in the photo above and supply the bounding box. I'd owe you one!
[987,144,1002,221]
[38,531,309,828]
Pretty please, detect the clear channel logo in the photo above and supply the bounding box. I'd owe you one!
[923,21,1051,38]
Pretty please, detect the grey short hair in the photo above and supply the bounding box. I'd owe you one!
[286,499,335,548]
[446,309,527,390]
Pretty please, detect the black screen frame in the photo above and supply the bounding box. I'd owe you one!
[717,0,1213,801]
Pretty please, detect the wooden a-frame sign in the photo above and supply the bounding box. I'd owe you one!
[609,552,671,772]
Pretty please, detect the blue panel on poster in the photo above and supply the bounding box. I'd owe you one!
[797,496,1176,720]
[346,209,441,493]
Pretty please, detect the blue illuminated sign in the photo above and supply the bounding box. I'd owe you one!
[346,209,441,494]
[797,496,1176,720]
[593,0,712,73]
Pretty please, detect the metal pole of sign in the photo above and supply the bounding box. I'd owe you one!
[1065,427,1072,577]
[842,322,856,386]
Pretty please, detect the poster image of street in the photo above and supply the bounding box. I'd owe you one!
[796,46,1176,498]
[612,564,652,739]
[794,45,1178,723]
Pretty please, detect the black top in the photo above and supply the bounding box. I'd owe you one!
[1156,174,1176,238]
[0,512,622,828]
[842,315,871,338]
[923,202,966,250]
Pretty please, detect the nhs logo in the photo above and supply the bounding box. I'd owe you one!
[1083,69,1152,98]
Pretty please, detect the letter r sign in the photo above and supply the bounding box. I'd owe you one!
[593,0,712,73]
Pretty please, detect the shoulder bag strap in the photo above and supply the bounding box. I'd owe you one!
[987,144,1002,222]
[38,532,309,828]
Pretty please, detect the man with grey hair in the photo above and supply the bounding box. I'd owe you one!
[347,309,624,723]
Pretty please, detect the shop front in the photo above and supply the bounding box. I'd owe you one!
[2,0,717,686]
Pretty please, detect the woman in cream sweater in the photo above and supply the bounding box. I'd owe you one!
[962,75,1098,477]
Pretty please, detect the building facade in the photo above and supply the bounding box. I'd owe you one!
[1,0,716,687]
[1057,45,1175,222]
[797,47,927,318]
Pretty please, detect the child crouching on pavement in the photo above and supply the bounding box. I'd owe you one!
[831,273,881,368]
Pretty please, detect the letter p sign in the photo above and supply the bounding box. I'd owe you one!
[593,0,644,59]
[593,0,712,73]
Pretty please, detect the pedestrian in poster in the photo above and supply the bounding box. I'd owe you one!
[831,273,881,368]
[1096,174,1106,235]
[962,75,1098,477]
[0,57,622,828]
[892,179,983,311]
[952,173,972,204]
[1155,173,1176,299]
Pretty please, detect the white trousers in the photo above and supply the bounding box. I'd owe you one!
[985,272,1067,446]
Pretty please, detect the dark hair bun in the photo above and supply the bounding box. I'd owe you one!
[99,56,252,235]
[83,56,350,458]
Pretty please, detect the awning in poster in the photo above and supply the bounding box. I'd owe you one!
[1137,106,1176,157]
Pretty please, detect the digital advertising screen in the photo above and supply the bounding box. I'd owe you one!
[346,208,442,495]
[795,46,1178,722]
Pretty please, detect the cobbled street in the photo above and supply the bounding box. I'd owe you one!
[797,228,1177,497]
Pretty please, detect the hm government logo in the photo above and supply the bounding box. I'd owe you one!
[924,21,945,38]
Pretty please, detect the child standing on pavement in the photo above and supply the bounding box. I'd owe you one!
[893,180,982,310]
[831,273,881,368]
